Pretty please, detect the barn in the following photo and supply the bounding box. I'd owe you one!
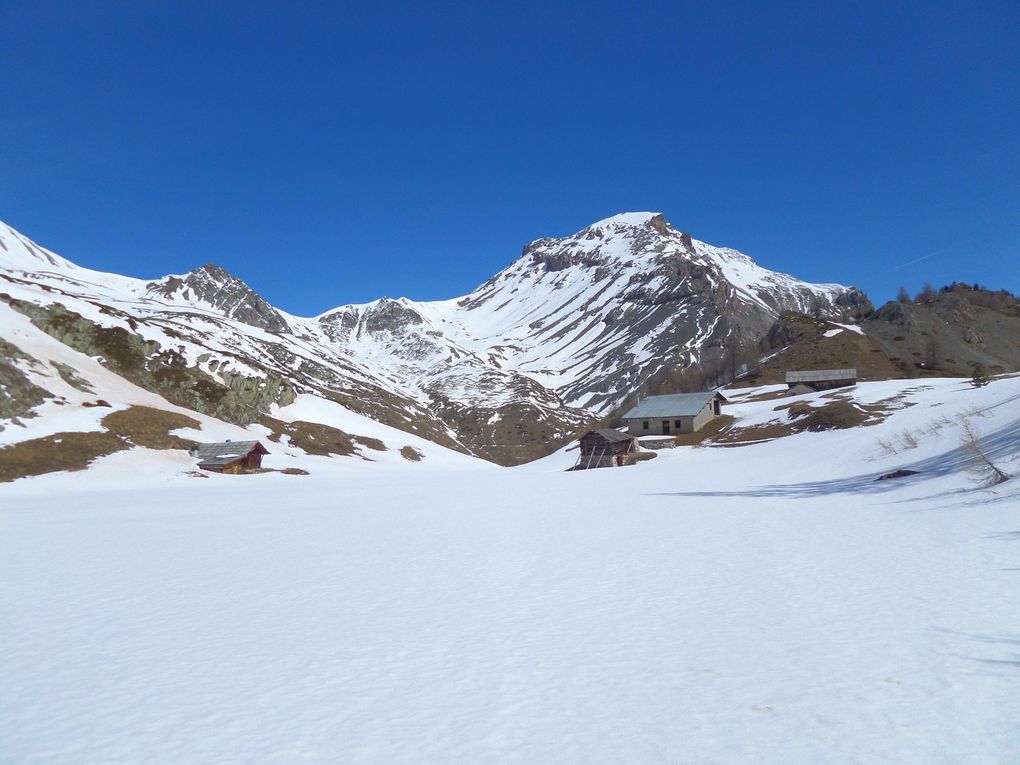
[621,392,726,436]
[573,428,637,469]
[190,440,269,474]
[785,368,857,395]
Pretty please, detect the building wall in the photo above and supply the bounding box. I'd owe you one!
[786,379,857,396]
[689,403,714,433]
[624,402,716,436]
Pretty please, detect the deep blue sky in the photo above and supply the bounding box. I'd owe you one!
[2,1,1017,315]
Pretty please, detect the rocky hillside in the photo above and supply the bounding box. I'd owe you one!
[1,213,869,467]
[865,285,1020,377]
[733,284,1020,387]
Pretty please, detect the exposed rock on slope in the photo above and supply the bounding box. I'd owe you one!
[147,264,292,333]
[732,285,1020,388]
[864,285,1020,376]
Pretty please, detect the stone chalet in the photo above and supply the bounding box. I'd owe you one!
[620,392,726,436]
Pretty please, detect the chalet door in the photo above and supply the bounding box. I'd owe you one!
[662,420,670,434]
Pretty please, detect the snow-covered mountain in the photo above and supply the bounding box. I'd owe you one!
[0,213,869,466]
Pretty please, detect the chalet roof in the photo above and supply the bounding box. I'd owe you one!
[585,428,633,443]
[622,392,726,419]
[785,368,857,383]
[190,440,268,463]
[197,454,248,468]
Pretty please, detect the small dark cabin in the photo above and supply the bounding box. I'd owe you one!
[190,440,269,474]
[574,428,637,469]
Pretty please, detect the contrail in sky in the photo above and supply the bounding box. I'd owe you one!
[890,250,941,271]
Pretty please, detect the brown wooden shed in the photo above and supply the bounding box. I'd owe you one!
[190,440,269,474]
[573,428,637,469]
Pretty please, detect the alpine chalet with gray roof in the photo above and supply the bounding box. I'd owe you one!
[621,392,726,436]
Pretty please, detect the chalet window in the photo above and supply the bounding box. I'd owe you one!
[642,420,649,430]
[675,420,682,429]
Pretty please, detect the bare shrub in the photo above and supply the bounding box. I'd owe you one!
[898,430,919,450]
[959,417,1009,486]
[876,438,898,455]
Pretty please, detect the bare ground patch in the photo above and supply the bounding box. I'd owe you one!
[258,417,357,457]
[0,431,127,483]
[400,445,424,462]
[711,399,893,446]
[101,406,201,450]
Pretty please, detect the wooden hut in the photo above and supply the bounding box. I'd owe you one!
[574,428,637,469]
[190,440,269,474]
[785,368,857,395]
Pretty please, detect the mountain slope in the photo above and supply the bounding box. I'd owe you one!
[1,213,868,468]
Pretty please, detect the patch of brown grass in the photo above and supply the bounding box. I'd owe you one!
[735,389,791,403]
[399,445,424,462]
[101,406,201,450]
[258,417,356,457]
[0,431,127,483]
[715,399,887,446]
[354,435,386,452]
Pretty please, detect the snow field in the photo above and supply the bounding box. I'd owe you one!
[2,376,1019,763]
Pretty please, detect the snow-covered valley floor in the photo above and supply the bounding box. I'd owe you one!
[2,378,1020,763]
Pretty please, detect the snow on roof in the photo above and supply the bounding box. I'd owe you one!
[190,441,267,460]
[622,392,724,419]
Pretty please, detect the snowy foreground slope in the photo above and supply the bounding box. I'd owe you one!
[2,376,1020,763]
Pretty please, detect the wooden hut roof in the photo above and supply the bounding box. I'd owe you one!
[191,440,268,467]
[588,428,633,443]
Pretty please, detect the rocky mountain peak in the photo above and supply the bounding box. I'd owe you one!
[146,263,291,333]
[522,212,693,274]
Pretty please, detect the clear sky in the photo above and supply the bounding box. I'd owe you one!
[2,1,1017,315]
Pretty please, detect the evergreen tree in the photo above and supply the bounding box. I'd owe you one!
[971,364,990,388]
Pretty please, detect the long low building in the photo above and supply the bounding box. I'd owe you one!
[620,392,726,436]
[785,368,857,394]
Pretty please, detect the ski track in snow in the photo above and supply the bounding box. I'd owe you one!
[2,376,1020,763]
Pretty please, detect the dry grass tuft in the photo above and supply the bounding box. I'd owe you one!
[399,445,424,462]
[101,406,201,450]
[0,431,127,483]
[259,417,357,457]
[354,435,386,452]
[715,399,883,446]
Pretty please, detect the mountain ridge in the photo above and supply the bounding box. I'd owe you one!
[1,212,869,465]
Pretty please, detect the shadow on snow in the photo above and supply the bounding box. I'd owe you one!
[649,414,1020,501]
